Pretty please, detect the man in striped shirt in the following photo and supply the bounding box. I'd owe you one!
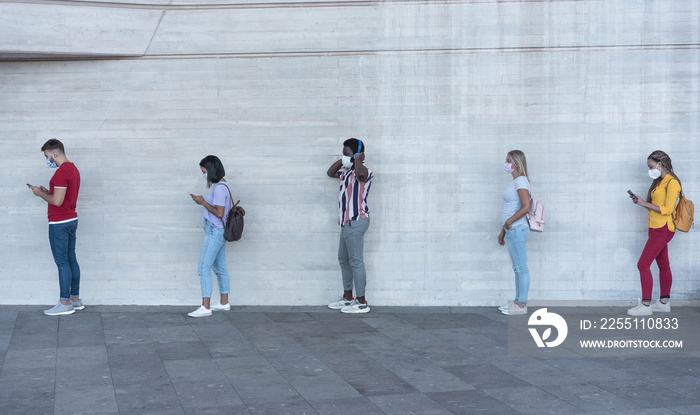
[326,138,373,314]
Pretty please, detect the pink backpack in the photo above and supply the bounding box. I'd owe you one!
[527,197,545,232]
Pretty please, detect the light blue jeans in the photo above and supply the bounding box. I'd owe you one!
[198,219,229,298]
[338,217,370,297]
[506,225,530,305]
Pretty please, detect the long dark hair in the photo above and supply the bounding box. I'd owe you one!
[200,155,225,188]
[646,150,681,202]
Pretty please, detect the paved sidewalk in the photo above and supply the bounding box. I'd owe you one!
[0,305,698,415]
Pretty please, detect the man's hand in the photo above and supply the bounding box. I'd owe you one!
[354,153,365,163]
[31,186,48,196]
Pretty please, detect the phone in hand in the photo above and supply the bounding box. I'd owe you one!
[627,190,633,196]
[26,183,33,188]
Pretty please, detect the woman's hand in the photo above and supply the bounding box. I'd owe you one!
[189,193,205,205]
[498,228,506,246]
[504,219,512,230]
[630,192,643,206]
[630,192,661,213]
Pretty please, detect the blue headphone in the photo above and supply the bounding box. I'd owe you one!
[354,140,363,157]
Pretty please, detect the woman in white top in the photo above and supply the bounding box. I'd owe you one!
[497,150,531,315]
[187,155,232,317]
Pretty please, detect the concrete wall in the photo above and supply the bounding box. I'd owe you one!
[1,0,699,306]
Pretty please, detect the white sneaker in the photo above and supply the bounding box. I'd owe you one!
[340,299,370,314]
[501,305,527,315]
[627,300,653,316]
[211,303,230,311]
[187,306,212,317]
[498,301,521,311]
[328,297,353,310]
[650,299,671,313]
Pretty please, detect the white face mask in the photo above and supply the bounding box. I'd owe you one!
[341,156,353,168]
[203,172,208,181]
[648,163,661,179]
[504,162,515,174]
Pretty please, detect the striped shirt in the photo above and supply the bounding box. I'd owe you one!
[337,166,373,226]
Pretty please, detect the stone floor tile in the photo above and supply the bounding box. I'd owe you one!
[482,385,584,415]
[309,396,385,415]
[443,363,531,389]
[100,312,148,330]
[2,347,56,369]
[170,378,244,409]
[426,390,517,415]
[216,354,302,405]
[246,399,319,415]
[149,325,201,343]
[57,345,109,367]
[103,327,154,346]
[646,374,700,399]
[668,405,700,415]
[369,392,455,415]
[0,368,56,415]
[184,406,251,415]
[542,357,638,382]
[396,313,470,330]
[143,312,192,327]
[592,379,700,408]
[490,358,584,386]
[265,311,317,323]
[8,331,58,350]
[113,379,183,414]
[163,358,226,384]
[0,306,698,414]
[156,340,211,361]
[54,382,119,415]
[541,382,642,412]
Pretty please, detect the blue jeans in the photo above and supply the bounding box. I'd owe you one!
[338,217,369,297]
[198,219,229,298]
[49,220,80,301]
[506,225,530,305]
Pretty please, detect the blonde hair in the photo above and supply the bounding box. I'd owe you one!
[507,150,529,181]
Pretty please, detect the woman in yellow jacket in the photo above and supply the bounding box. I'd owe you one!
[628,150,681,316]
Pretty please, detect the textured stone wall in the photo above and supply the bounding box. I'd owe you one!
[1,0,698,305]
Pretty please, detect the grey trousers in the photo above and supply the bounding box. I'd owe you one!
[338,217,370,297]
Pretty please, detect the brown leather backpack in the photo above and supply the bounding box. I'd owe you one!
[217,183,245,241]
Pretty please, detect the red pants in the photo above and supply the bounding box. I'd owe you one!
[637,226,675,301]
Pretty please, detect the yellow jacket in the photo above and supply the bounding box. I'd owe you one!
[649,174,681,231]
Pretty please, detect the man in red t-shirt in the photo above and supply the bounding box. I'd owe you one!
[30,139,84,316]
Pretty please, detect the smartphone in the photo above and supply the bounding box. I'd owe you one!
[627,190,633,196]
[26,183,33,188]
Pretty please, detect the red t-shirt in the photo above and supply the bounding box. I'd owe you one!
[48,162,81,223]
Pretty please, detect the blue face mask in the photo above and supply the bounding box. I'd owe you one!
[46,157,57,168]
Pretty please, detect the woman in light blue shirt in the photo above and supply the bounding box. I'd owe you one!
[187,155,232,317]
[497,150,531,315]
